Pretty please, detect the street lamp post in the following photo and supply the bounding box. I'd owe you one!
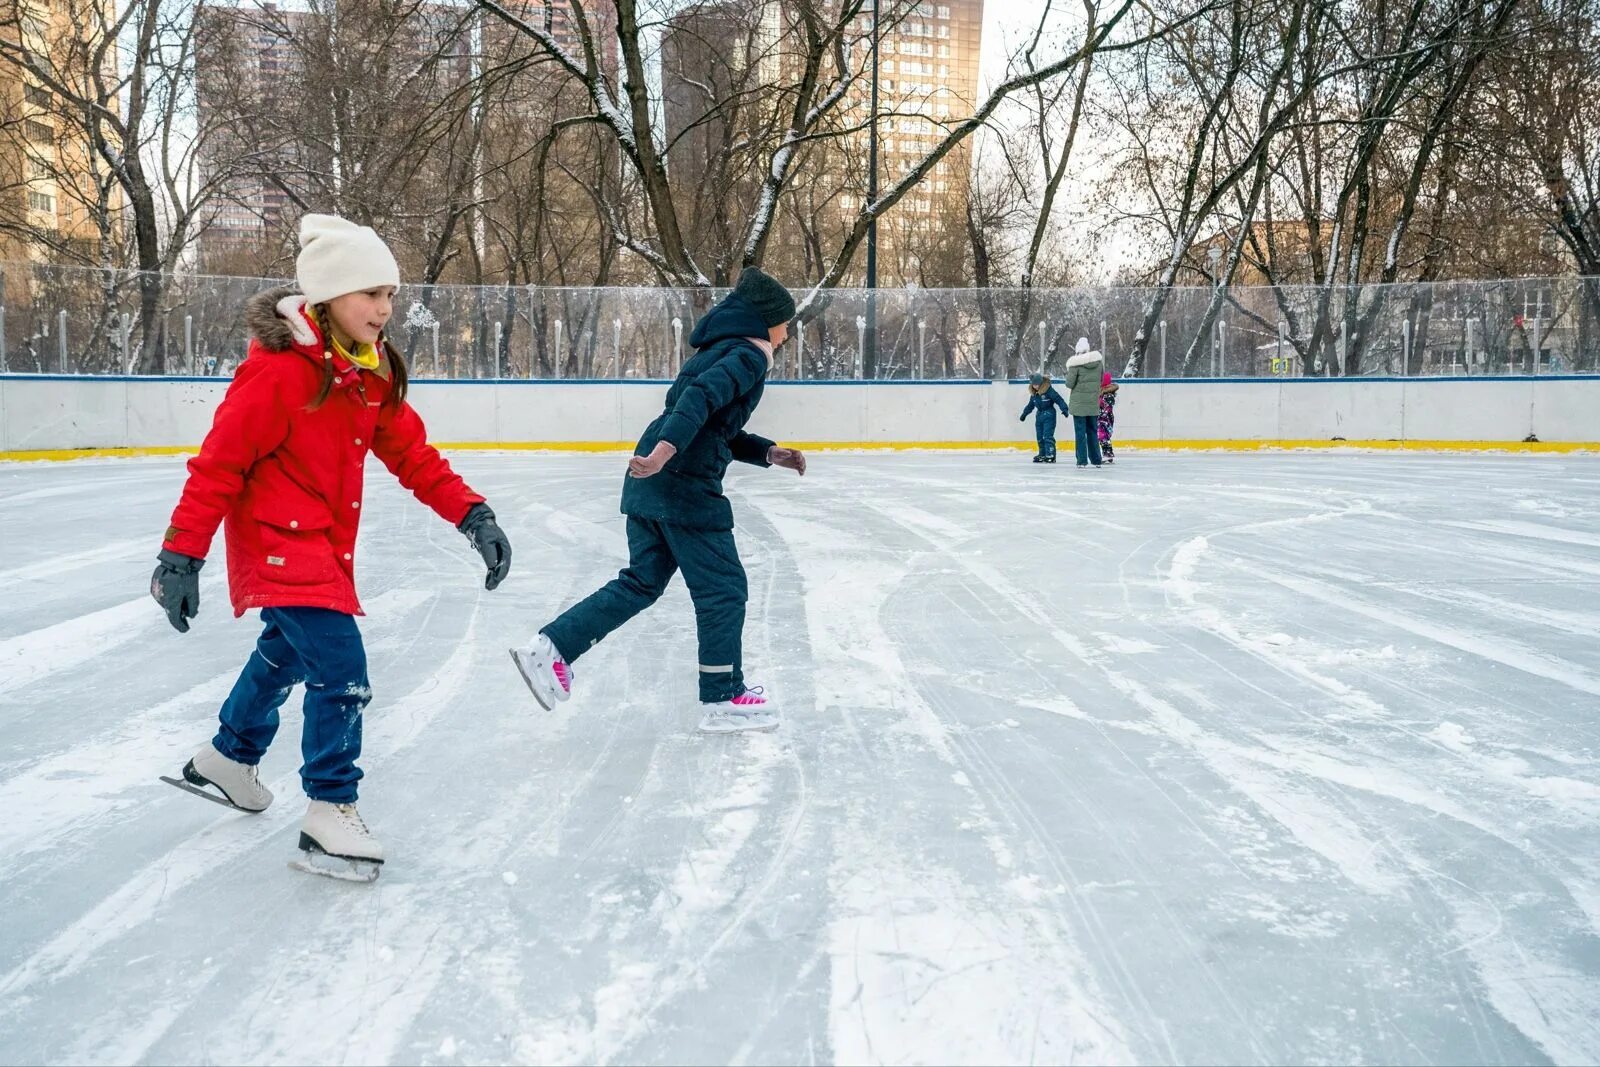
[863,0,880,379]
[1208,245,1224,377]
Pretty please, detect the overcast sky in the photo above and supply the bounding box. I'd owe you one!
[978,0,1060,94]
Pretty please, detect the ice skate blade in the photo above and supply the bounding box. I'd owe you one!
[509,648,556,711]
[697,711,780,735]
[292,833,382,883]
[510,646,572,711]
[160,773,259,813]
[289,853,381,883]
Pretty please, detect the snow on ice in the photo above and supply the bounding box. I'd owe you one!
[1,450,1598,1064]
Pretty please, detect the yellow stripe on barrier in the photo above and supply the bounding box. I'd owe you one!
[3,440,1597,462]
[0,446,201,462]
[1118,439,1600,453]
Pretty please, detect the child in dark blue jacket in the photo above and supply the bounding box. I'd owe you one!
[510,268,806,734]
[1020,373,1069,462]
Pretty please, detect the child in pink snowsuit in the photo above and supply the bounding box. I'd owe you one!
[1098,371,1118,464]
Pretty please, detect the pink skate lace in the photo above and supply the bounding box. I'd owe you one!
[553,659,572,694]
[730,687,767,706]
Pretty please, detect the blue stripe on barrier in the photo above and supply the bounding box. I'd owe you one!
[1111,375,1600,384]
[4,372,1597,385]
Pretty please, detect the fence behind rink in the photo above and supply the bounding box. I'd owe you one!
[3,376,1598,456]
[2,262,1597,380]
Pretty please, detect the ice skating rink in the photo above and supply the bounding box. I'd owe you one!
[1,450,1597,1065]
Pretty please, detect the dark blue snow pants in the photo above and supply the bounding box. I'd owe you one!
[542,517,747,703]
[1035,412,1058,459]
[212,607,371,802]
[1073,415,1104,466]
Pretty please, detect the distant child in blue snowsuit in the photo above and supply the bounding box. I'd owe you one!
[1020,373,1070,463]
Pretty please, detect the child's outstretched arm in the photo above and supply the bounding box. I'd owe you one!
[655,346,767,455]
[372,399,511,590]
[154,358,293,632]
[633,343,768,477]
[729,430,777,467]
[765,444,806,475]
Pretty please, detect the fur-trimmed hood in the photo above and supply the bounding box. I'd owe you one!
[244,285,320,353]
[241,285,393,381]
[1065,350,1103,369]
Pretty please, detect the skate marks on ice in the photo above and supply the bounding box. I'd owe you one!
[0,588,436,873]
[505,734,815,1064]
[1155,524,1600,1064]
[0,575,224,698]
[484,502,826,1065]
[750,492,1138,1066]
[0,588,486,1062]
[765,453,1600,1064]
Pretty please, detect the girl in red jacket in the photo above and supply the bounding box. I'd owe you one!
[151,214,512,881]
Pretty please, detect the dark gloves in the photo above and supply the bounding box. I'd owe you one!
[151,549,204,633]
[1019,413,1027,422]
[458,502,511,591]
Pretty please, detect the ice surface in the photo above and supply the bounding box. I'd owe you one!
[1,451,1598,1065]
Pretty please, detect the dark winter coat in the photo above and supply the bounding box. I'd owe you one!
[620,293,776,530]
[1064,351,1106,416]
[163,287,483,617]
[1021,386,1069,436]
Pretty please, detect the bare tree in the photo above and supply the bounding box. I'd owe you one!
[0,0,238,370]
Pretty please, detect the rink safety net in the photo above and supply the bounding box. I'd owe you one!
[3,264,1599,381]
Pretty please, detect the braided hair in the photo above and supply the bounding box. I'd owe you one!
[305,302,409,411]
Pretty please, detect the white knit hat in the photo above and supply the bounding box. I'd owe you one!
[296,213,400,306]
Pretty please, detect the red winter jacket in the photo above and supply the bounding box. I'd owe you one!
[163,287,484,617]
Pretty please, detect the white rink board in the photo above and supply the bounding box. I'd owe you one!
[2,375,1598,451]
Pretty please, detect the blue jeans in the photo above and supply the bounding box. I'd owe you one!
[1073,415,1103,466]
[543,517,747,703]
[212,607,371,802]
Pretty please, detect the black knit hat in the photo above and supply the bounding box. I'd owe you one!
[733,266,796,327]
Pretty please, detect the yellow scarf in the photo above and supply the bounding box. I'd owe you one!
[330,333,382,372]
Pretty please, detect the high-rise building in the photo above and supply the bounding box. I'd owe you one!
[194,1,481,273]
[841,0,983,282]
[506,0,618,71]
[193,3,320,271]
[662,2,774,183]
[196,1,615,275]
[887,2,984,207]
[0,0,122,261]
[478,0,620,126]
[659,0,984,285]
[659,0,783,280]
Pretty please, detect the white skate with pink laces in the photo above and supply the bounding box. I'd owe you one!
[509,634,573,711]
[697,686,779,734]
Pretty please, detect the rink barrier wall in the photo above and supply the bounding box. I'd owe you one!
[2,375,1597,459]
